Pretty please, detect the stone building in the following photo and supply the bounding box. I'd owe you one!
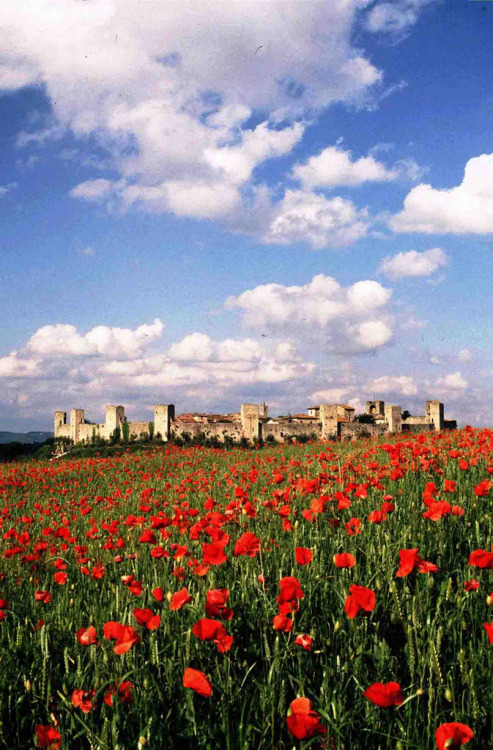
[54,397,456,446]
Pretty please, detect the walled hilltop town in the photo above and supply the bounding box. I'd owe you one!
[54,399,457,445]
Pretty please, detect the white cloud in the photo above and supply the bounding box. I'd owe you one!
[227,274,393,352]
[0,182,17,197]
[364,0,437,36]
[292,145,397,189]
[81,246,95,257]
[27,319,164,359]
[2,0,387,231]
[168,333,264,363]
[0,353,38,377]
[264,190,369,249]
[367,375,418,396]
[458,349,473,364]
[391,154,493,234]
[70,179,117,201]
[310,386,353,403]
[435,371,468,393]
[379,247,447,280]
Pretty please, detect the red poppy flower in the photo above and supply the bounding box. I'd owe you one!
[469,549,493,569]
[334,552,356,569]
[435,722,473,749]
[286,697,327,740]
[192,618,226,641]
[364,682,404,707]
[36,725,61,749]
[295,547,313,565]
[71,688,96,713]
[202,542,227,566]
[277,577,304,604]
[170,587,192,611]
[295,633,313,650]
[133,608,161,630]
[152,586,164,601]
[483,622,493,643]
[104,680,134,706]
[423,501,452,521]
[474,480,491,497]
[396,548,437,577]
[345,517,362,536]
[205,589,233,620]
[273,614,293,631]
[234,531,261,557]
[139,529,157,544]
[183,667,212,697]
[103,622,140,654]
[77,625,98,645]
[464,579,480,592]
[368,510,387,524]
[54,572,67,585]
[34,590,51,604]
[194,562,210,576]
[344,585,376,619]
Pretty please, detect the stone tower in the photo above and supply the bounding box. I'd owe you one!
[54,411,67,437]
[319,404,338,439]
[241,404,260,443]
[426,401,444,431]
[154,404,175,441]
[366,400,385,418]
[385,404,402,433]
[70,409,85,442]
[105,405,125,438]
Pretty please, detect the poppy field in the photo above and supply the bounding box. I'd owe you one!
[1,428,492,749]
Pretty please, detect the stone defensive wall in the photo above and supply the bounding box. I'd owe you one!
[54,398,456,446]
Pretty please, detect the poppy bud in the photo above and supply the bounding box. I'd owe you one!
[143,678,149,690]
[166,591,172,602]
[445,688,453,702]
[334,621,340,633]
[25,680,31,693]
[487,595,492,607]
[294,520,299,529]
[69,599,74,607]
[138,738,147,748]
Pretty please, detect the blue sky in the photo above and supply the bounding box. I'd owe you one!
[1,0,492,430]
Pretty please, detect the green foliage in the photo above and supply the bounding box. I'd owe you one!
[356,413,375,424]
[110,427,121,445]
[122,421,130,442]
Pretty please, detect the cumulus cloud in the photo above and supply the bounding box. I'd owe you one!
[367,374,418,396]
[379,247,447,280]
[264,191,369,249]
[0,353,38,377]
[391,154,493,234]
[364,0,438,36]
[226,274,393,352]
[27,319,164,359]
[0,319,316,426]
[2,0,390,235]
[435,371,468,393]
[291,145,398,189]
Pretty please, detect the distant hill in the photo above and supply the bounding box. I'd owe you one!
[0,431,53,445]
